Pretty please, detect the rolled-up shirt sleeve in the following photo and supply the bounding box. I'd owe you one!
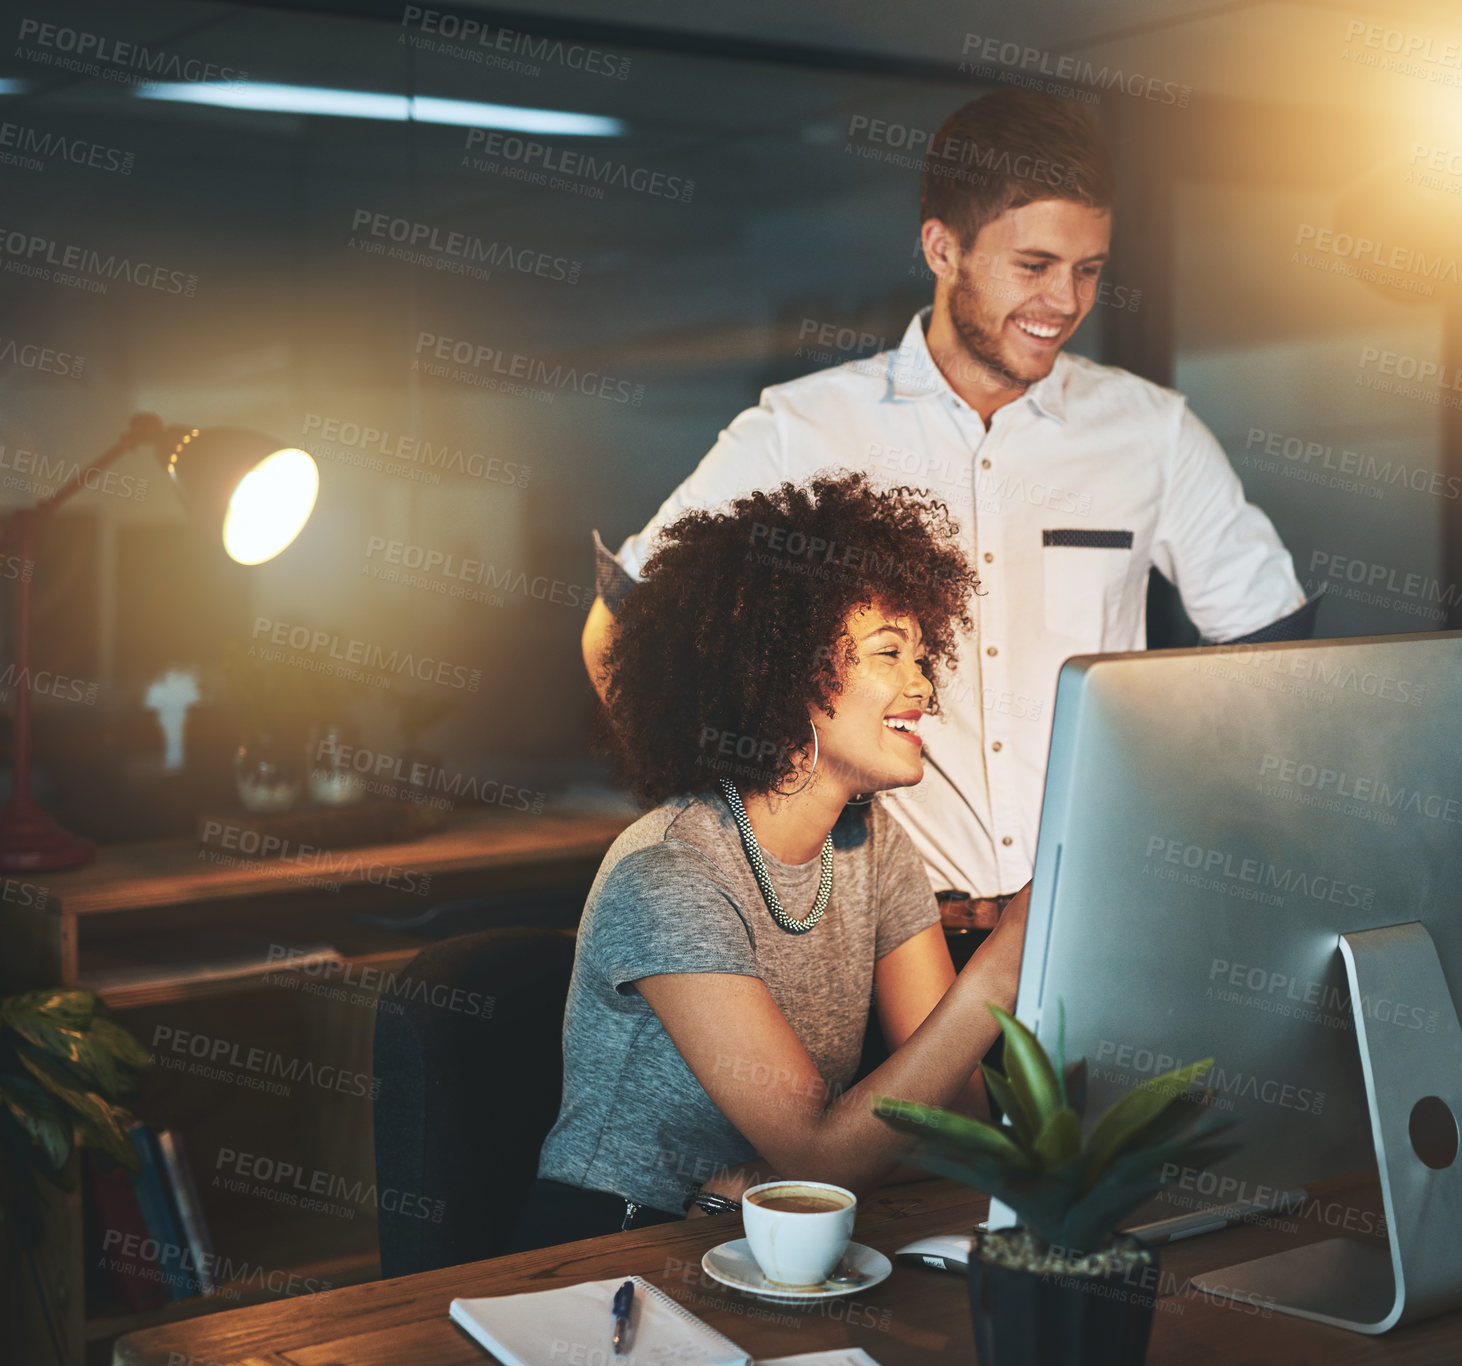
[614,401,786,581]
[1151,404,1307,643]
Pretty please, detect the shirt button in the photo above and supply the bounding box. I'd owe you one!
[991,741,1003,752]
[1001,836,1014,846]
[986,646,998,657]
[983,552,994,563]
[981,458,992,469]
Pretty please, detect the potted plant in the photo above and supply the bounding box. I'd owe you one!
[0,988,150,1361]
[875,1005,1240,1366]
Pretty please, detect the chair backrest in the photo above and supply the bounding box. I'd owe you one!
[372,926,577,1276]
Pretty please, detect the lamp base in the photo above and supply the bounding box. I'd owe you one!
[0,794,95,871]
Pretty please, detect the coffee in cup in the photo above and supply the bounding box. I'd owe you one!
[742,1181,856,1288]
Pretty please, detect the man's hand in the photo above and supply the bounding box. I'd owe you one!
[684,1156,780,1218]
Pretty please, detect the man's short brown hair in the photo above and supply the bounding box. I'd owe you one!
[920,89,1115,246]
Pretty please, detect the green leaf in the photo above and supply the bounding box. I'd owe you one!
[979,1066,1034,1148]
[1082,1058,1216,1185]
[86,1017,152,1074]
[14,1048,134,1161]
[1055,1000,1068,1110]
[0,990,96,1034]
[989,1006,1062,1135]
[0,1074,72,1171]
[873,1096,1034,1169]
[1063,1058,1087,1117]
[1032,1107,1082,1169]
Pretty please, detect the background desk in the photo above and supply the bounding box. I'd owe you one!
[116,1176,1462,1366]
[0,807,632,1366]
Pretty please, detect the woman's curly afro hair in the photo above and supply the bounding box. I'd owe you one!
[600,471,979,807]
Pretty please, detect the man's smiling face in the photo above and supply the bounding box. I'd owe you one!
[944,197,1111,387]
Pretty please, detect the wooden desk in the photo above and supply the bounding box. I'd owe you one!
[116,1177,1462,1366]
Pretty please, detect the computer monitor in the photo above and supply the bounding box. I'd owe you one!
[989,630,1462,1333]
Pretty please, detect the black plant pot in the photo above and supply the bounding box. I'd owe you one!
[966,1230,1160,1366]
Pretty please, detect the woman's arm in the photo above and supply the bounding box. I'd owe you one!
[635,885,1029,1197]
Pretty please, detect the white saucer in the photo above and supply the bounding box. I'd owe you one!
[701,1239,892,1302]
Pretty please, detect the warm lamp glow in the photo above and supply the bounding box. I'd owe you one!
[222,447,319,564]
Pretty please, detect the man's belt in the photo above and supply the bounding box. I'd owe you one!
[936,889,1015,933]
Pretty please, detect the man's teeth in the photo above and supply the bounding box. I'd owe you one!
[883,717,919,734]
[1015,319,1061,339]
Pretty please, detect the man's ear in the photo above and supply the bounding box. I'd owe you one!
[920,218,962,282]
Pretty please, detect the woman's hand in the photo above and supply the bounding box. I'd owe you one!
[684,1156,780,1218]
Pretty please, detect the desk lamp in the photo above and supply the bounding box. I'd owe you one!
[0,413,319,871]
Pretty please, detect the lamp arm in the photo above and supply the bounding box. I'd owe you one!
[0,413,168,556]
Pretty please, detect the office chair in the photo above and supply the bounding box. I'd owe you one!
[372,926,578,1276]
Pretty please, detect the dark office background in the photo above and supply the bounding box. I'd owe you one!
[2,0,1460,842]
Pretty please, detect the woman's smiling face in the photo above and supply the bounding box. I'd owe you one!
[811,601,933,797]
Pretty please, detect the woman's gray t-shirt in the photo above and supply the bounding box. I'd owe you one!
[536,792,940,1213]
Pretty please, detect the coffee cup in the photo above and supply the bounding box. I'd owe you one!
[741,1180,856,1287]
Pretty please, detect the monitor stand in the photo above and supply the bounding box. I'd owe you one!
[1192,922,1462,1333]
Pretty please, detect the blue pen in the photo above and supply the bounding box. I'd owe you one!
[612,1279,634,1354]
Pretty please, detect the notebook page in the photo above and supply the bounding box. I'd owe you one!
[450,1274,750,1366]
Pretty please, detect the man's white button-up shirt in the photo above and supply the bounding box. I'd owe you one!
[613,308,1306,897]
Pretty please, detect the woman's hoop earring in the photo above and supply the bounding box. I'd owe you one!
[782,722,819,796]
[846,792,875,806]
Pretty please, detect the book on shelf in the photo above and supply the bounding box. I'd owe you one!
[85,1150,168,1314]
[125,1123,199,1300]
[155,1128,217,1295]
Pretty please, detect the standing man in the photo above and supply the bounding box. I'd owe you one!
[582,88,1315,931]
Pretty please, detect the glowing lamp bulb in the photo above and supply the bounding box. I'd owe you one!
[222,447,319,564]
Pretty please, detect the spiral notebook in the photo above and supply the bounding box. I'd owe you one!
[449,1274,750,1366]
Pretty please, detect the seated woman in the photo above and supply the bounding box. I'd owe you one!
[506,472,1029,1251]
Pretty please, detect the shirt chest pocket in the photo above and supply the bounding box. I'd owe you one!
[1042,529,1134,640]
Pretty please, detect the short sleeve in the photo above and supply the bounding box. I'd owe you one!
[588,842,761,995]
[872,807,941,960]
